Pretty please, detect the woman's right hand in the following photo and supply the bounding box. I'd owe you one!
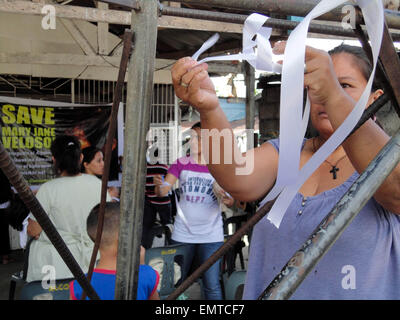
[171,57,220,115]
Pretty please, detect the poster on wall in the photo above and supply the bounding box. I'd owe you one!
[0,97,123,188]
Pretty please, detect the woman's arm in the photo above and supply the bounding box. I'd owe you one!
[329,97,400,213]
[171,59,279,202]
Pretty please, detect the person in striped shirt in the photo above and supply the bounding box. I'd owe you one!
[142,155,173,249]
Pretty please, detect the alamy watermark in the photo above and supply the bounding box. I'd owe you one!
[41,5,56,30]
[146,123,255,176]
[41,265,56,290]
[341,264,356,290]
[341,4,357,30]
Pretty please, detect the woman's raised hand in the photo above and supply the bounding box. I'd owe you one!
[273,41,345,107]
[171,57,220,115]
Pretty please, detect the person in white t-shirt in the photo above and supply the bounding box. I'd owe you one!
[154,122,233,300]
[26,135,111,282]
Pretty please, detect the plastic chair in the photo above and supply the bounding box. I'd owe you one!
[11,237,72,300]
[145,243,191,299]
[223,270,246,300]
[18,278,73,300]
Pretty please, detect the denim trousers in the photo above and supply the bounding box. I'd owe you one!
[170,239,224,300]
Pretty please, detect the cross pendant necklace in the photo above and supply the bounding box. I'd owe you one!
[313,137,348,180]
[328,165,340,179]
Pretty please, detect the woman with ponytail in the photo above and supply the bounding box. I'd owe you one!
[26,135,111,282]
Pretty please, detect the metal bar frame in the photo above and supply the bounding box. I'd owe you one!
[168,0,400,30]
[99,0,400,31]
[158,4,400,41]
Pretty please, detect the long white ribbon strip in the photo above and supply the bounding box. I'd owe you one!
[190,0,384,228]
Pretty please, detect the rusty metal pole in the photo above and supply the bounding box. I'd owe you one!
[171,0,400,30]
[115,0,158,300]
[244,62,255,150]
[159,5,400,41]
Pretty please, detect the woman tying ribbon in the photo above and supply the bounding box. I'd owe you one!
[170,43,400,299]
[154,122,234,300]
[26,135,111,282]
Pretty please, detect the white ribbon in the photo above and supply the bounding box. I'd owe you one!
[195,13,282,73]
[190,0,384,228]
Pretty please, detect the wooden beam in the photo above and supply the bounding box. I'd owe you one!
[0,52,241,84]
[0,0,132,24]
[0,62,174,82]
[0,0,245,33]
[0,52,240,72]
[159,15,242,33]
[96,1,109,55]
[60,18,97,55]
[0,52,120,66]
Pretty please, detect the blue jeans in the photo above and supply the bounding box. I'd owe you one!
[170,239,224,300]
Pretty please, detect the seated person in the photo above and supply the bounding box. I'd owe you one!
[69,202,160,300]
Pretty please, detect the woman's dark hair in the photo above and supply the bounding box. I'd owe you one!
[328,44,381,92]
[50,135,82,176]
[81,146,102,173]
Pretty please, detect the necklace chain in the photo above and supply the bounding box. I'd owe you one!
[312,137,347,179]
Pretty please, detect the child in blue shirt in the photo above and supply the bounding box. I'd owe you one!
[69,202,159,300]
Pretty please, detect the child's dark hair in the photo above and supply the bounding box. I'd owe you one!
[328,44,381,92]
[86,202,120,247]
[81,146,102,173]
[50,135,82,176]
